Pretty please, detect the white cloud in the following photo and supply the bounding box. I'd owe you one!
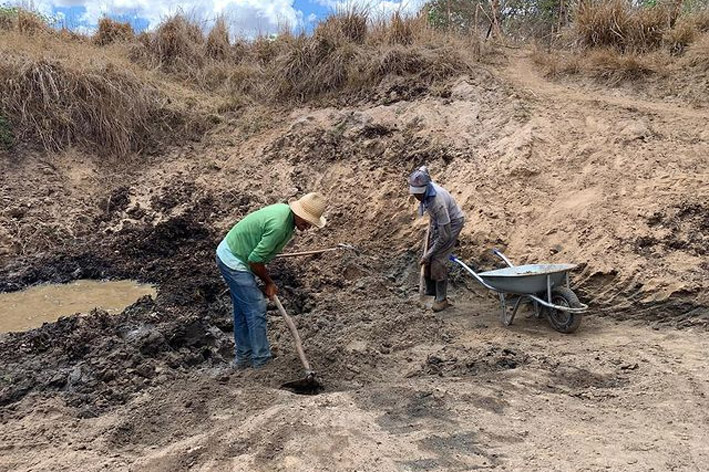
[29,0,305,36]
[316,0,426,17]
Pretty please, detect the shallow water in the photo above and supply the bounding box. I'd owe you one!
[0,280,156,333]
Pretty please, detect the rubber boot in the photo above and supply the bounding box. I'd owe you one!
[432,280,451,312]
[424,276,436,297]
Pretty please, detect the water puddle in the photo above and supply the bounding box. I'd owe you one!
[0,280,156,333]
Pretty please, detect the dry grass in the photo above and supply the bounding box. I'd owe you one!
[532,45,659,86]
[0,52,183,156]
[680,33,709,72]
[206,17,230,60]
[0,27,209,157]
[16,9,49,35]
[0,7,49,34]
[369,12,428,46]
[263,10,479,103]
[664,18,697,55]
[132,15,206,75]
[93,18,134,46]
[315,8,369,45]
[584,48,658,85]
[1,8,489,156]
[534,28,709,108]
[390,13,416,45]
[574,1,709,55]
[535,2,708,102]
[127,10,484,102]
[576,0,676,52]
[689,8,709,32]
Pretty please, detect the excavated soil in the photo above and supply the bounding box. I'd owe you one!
[1,50,708,471]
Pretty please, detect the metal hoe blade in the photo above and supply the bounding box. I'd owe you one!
[280,371,324,395]
[273,295,324,395]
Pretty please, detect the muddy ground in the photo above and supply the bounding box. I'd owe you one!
[1,50,708,471]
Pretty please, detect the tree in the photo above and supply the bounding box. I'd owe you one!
[424,0,570,39]
[425,0,485,32]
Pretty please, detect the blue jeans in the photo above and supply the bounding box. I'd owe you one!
[216,255,271,367]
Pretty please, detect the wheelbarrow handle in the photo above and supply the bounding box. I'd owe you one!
[449,255,502,293]
[492,248,515,268]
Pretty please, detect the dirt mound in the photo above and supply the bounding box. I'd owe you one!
[413,344,529,377]
[0,296,231,409]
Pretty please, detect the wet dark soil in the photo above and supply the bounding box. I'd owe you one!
[0,177,324,410]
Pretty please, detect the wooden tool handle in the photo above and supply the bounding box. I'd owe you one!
[276,248,338,258]
[272,295,311,372]
[419,225,430,296]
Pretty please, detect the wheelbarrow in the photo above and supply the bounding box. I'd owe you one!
[450,249,588,333]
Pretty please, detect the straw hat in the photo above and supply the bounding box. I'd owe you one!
[289,192,327,229]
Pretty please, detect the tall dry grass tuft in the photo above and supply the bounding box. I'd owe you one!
[664,18,697,55]
[576,0,676,52]
[558,1,709,94]
[688,8,709,33]
[139,14,206,73]
[0,10,12,31]
[250,36,284,64]
[385,12,415,45]
[266,10,478,103]
[0,51,196,156]
[206,17,230,60]
[93,18,134,45]
[16,9,49,34]
[0,7,49,34]
[681,33,709,71]
[58,27,89,43]
[532,44,657,86]
[315,8,368,46]
[584,48,656,85]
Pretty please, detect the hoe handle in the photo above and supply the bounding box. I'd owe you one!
[419,225,430,296]
[272,295,312,372]
[276,248,338,258]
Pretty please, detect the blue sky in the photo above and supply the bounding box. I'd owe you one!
[9,1,425,36]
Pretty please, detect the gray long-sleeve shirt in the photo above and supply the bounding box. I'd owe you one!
[420,183,464,258]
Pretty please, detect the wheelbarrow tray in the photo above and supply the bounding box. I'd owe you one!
[479,263,577,295]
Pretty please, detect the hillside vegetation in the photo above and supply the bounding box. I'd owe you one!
[0,8,488,157]
[533,0,709,100]
[1,1,707,157]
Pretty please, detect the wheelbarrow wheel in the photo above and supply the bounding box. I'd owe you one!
[545,287,582,334]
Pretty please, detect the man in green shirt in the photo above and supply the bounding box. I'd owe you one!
[216,193,327,368]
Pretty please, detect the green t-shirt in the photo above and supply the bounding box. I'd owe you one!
[223,203,295,268]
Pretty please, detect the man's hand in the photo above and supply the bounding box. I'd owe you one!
[263,282,278,300]
[250,262,278,299]
[419,254,431,266]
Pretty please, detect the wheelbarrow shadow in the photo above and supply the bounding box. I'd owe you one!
[444,287,600,338]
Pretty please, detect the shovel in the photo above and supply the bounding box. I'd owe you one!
[272,294,323,395]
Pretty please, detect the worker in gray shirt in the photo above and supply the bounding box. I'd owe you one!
[409,166,465,312]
